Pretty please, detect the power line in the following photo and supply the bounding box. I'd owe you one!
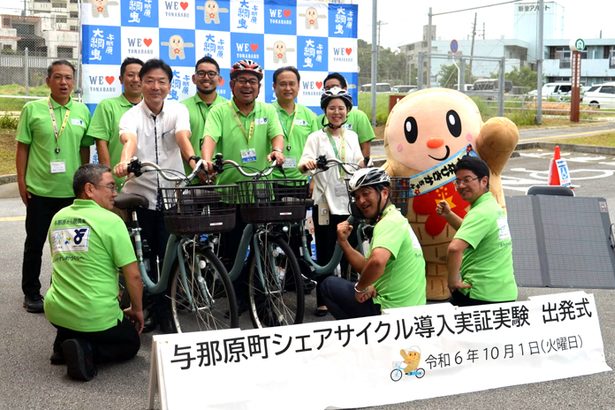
[432,0,523,17]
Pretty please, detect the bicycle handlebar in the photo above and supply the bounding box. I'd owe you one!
[126,157,204,183]
[310,155,360,176]
[212,153,278,179]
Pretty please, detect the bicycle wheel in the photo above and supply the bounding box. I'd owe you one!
[248,232,305,328]
[390,369,403,382]
[170,247,239,332]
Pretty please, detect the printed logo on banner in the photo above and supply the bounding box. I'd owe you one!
[328,4,357,38]
[296,1,327,35]
[159,0,195,29]
[195,31,230,68]
[195,0,230,30]
[160,29,196,66]
[230,32,264,66]
[230,0,265,33]
[168,67,194,101]
[82,25,122,65]
[298,70,327,108]
[337,71,358,108]
[328,38,358,73]
[121,27,159,60]
[264,34,297,67]
[297,36,327,72]
[81,0,121,24]
[121,0,158,27]
[265,1,296,35]
[215,68,231,99]
[82,65,122,104]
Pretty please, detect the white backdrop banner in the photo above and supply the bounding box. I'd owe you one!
[148,291,611,409]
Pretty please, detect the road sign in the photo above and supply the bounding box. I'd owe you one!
[450,39,458,53]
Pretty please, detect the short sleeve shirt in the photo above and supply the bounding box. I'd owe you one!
[16,97,92,198]
[204,100,283,185]
[87,94,136,185]
[454,192,518,302]
[181,93,227,174]
[44,199,137,332]
[318,108,375,144]
[271,101,319,182]
[119,100,191,210]
[371,204,426,309]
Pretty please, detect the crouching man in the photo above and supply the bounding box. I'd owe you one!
[44,164,143,381]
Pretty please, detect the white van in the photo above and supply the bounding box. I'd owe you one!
[360,83,392,93]
[583,82,615,109]
[528,82,572,100]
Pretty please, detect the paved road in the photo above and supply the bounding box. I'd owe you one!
[1,124,614,409]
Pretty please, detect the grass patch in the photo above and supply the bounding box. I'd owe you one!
[0,84,49,112]
[552,132,615,147]
[0,129,16,175]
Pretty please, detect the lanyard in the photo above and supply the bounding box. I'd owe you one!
[48,97,70,155]
[279,106,297,151]
[325,128,346,178]
[230,102,255,143]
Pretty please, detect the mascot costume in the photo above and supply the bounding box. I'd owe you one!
[383,88,519,300]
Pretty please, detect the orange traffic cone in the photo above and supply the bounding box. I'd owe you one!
[548,145,561,186]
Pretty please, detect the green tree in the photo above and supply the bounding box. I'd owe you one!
[504,66,538,89]
[357,39,410,86]
[437,63,473,88]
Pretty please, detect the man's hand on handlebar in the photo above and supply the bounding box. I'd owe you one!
[268,149,285,166]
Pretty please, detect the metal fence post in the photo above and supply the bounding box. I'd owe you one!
[498,57,505,116]
[24,47,30,95]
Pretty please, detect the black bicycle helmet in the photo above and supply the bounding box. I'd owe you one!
[320,86,353,111]
[348,168,391,193]
[230,59,263,80]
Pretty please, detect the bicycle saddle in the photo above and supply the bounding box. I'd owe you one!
[114,193,149,210]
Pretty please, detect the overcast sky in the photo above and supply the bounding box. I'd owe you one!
[356,0,615,49]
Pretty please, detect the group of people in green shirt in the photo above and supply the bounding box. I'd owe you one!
[15,56,517,382]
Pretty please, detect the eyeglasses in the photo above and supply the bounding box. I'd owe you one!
[235,78,259,86]
[453,176,479,187]
[97,183,117,192]
[196,70,218,79]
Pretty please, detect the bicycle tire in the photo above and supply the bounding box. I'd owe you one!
[248,233,305,328]
[390,368,403,382]
[170,247,239,332]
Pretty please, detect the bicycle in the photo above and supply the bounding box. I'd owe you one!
[208,154,310,328]
[114,158,239,333]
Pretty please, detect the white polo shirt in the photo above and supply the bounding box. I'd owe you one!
[299,128,362,216]
[119,100,191,210]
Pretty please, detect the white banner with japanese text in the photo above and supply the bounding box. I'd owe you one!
[148,291,611,409]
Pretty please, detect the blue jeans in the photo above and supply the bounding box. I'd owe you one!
[320,276,381,320]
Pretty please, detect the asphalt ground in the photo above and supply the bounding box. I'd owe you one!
[1,127,614,409]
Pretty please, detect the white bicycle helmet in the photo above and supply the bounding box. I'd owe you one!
[348,167,391,193]
[320,86,353,111]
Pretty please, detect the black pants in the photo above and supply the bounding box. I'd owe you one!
[135,208,171,317]
[313,205,355,307]
[450,290,515,307]
[22,194,74,298]
[52,317,140,364]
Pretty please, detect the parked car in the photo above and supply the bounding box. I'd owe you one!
[360,83,392,93]
[583,82,615,109]
[391,85,417,93]
[527,82,572,100]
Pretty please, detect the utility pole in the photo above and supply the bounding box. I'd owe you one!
[536,0,544,124]
[377,20,388,80]
[426,7,432,87]
[469,12,477,83]
[370,0,377,126]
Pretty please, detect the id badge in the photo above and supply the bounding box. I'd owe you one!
[282,157,297,169]
[240,148,257,163]
[318,204,330,225]
[50,161,66,174]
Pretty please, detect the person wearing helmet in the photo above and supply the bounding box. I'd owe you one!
[318,72,375,163]
[201,59,285,313]
[319,167,426,320]
[298,87,365,317]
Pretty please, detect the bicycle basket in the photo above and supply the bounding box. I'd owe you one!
[159,185,237,235]
[389,177,411,215]
[236,179,309,223]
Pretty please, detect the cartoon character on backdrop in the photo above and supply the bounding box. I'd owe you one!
[383,88,518,301]
[161,35,194,60]
[197,0,229,24]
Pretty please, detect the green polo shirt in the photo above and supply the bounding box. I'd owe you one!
[271,101,318,182]
[181,93,227,175]
[454,192,517,302]
[317,108,375,144]
[44,199,137,332]
[16,96,92,198]
[87,94,136,185]
[204,100,283,185]
[371,204,426,309]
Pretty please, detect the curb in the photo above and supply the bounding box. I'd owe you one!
[0,174,16,185]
